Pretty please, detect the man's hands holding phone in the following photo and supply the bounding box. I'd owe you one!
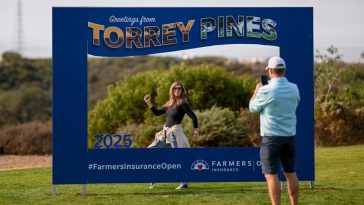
[261,75,268,85]
[251,75,268,101]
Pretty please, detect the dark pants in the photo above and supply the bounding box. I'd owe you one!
[260,136,296,174]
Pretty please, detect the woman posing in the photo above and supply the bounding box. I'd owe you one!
[144,81,199,189]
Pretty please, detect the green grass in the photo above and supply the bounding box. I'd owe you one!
[1,145,364,205]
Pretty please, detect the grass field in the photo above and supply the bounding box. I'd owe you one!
[0,145,363,205]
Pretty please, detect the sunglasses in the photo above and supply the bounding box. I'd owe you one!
[173,86,182,90]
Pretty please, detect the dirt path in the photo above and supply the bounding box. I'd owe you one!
[0,155,51,171]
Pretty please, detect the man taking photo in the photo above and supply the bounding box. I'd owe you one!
[249,56,300,205]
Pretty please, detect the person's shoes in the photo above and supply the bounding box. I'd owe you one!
[175,184,188,190]
[149,183,157,189]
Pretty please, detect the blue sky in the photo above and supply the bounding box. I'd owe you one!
[0,0,363,62]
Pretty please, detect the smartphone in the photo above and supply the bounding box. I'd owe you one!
[261,75,268,85]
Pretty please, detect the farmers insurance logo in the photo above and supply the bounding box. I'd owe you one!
[191,160,209,171]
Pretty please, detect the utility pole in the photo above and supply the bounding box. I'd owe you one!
[16,0,24,55]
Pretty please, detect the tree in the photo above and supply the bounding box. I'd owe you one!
[315,45,344,105]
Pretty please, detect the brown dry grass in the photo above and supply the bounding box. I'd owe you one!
[0,121,51,155]
[0,155,51,171]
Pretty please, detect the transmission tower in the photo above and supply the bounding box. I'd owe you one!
[16,0,24,54]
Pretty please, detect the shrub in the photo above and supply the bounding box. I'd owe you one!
[0,121,52,155]
[89,106,252,148]
[183,106,251,147]
[118,124,162,148]
[238,108,260,147]
[0,83,52,126]
[315,101,364,146]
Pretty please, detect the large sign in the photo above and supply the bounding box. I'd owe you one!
[53,7,314,184]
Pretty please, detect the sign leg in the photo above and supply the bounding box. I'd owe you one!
[309,181,315,189]
[82,184,87,196]
[52,185,56,196]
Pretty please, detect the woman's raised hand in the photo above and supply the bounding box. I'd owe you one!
[144,94,153,108]
[144,94,151,103]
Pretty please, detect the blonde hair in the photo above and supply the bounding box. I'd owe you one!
[163,81,187,109]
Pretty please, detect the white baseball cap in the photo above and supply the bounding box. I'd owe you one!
[265,56,286,70]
